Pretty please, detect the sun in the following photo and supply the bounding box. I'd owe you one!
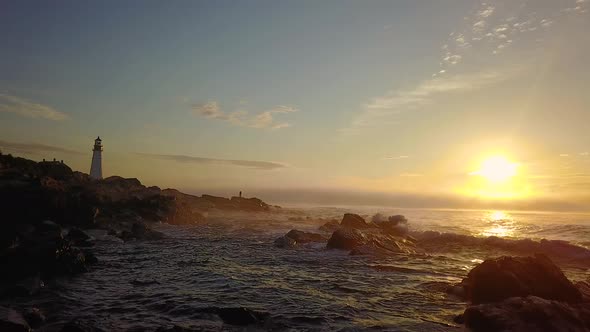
[470,156,519,183]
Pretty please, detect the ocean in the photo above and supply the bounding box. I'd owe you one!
[7,208,590,331]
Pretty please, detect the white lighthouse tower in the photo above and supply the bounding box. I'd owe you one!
[89,136,103,180]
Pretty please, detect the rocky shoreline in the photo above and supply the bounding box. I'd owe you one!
[2,153,590,331]
[275,213,590,331]
[0,153,278,331]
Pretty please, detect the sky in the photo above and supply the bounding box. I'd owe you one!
[1,0,589,210]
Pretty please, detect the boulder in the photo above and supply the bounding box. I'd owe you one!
[0,307,30,332]
[273,236,297,248]
[340,213,371,229]
[374,214,408,236]
[318,220,340,233]
[327,228,366,250]
[23,308,45,328]
[2,275,44,297]
[1,221,95,283]
[119,223,165,241]
[462,296,590,332]
[350,238,415,256]
[461,254,583,305]
[274,229,327,248]
[66,228,93,247]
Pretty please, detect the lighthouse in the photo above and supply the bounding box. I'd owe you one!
[89,136,103,180]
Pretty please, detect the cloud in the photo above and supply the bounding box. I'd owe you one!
[384,155,410,160]
[0,140,82,155]
[0,94,69,121]
[137,153,287,170]
[580,152,589,156]
[346,0,588,134]
[192,102,297,130]
[560,154,570,157]
[343,69,516,133]
[399,173,423,177]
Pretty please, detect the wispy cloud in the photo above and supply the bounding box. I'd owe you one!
[384,155,410,160]
[399,173,423,177]
[0,94,69,121]
[346,0,587,135]
[137,153,287,170]
[344,68,516,133]
[0,140,82,155]
[192,102,297,130]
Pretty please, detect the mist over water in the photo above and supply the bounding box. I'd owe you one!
[5,208,589,331]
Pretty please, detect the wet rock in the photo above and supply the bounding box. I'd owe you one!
[285,229,326,242]
[274,236,297,248]
[0,307,30,332]
[66,228,93,247]
[340,213,371,229]
[350,236,416,255]
[82,249,98,264]
[2,275,44,297]
[318,220,340,233]
[216,307,269,326]
[1,221,95,283]
[463,296,590,332]
[461,254,583,305]
[274,229,327,248]
[119,223,165,241]
[373,214,409,236]
[23,308,45,328]
[327,228,366,250]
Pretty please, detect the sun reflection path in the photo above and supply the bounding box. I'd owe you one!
[479,211,515,237]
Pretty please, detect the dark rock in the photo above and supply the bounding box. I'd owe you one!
[120,223,165,241]
[273,236,297,248]
[274,230,327,248]
[0,307,30,332]
[82,249,98,264]
[230,196,270,212]
[318,220,340,233]
[3,275,44,297]
[453,314,464,325]
[1,221,95,283]
[340,213,371,229]
[66,228,93,247]
[461,254,583,305]
[373,214,409,236]
[463,296,590,332]
[216,307,269,326]
[23,308,45,328]
[327,228,366,250]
